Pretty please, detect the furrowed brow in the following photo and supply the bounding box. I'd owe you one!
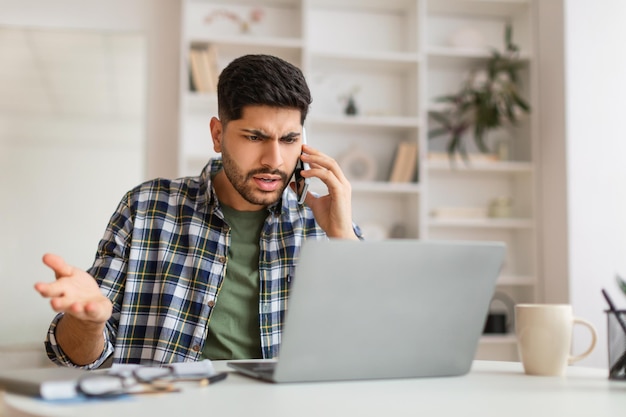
[281,132,300,141]
[241,128,270,139]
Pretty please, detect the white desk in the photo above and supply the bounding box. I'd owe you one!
[3,361,625,417]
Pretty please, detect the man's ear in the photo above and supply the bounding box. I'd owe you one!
[210,117,223,153]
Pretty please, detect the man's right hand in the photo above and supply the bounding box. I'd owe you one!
[35,253,112,325]
[35,254,113,365]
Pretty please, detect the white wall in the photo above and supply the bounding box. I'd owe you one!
[0,0,180,180]
[0,0,180,349]
[564,0,626,368]
[537,0,569,306]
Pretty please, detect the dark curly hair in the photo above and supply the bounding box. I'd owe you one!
[217,54,312,126]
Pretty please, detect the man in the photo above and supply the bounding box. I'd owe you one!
[34,54,361,369]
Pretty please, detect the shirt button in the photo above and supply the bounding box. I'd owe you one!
[218,256,226,264]
[207,300,215,308]
[192,345,200,352]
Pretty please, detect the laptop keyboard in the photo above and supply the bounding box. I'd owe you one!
[230,361,276,379]
[244,362,276,374]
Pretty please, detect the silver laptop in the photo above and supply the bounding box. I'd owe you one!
[228,239,505,383]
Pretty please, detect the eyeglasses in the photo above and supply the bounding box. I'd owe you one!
[76,363,228,398]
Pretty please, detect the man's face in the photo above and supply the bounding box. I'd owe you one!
[211,105,303,209]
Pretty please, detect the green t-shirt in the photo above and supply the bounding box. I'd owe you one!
[202,204,267,360]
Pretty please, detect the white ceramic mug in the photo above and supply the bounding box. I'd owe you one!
[515,304,597,376]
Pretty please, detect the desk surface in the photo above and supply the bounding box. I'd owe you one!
[3,360,625,417]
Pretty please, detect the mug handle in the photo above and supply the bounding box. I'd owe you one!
[568,317,598,364]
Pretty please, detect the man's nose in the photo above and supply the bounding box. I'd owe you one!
[260,140,283,168]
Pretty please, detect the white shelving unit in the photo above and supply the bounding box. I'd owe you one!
[179,0,538,361]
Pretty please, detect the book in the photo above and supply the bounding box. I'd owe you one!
[188,63,197,92]
[201,44,219,93]
[0,367,88,400]
[189,48,208,93]
[389,142,418,183]
[188,45,219,94]
[401,142,418,182]
[389,142,409,182]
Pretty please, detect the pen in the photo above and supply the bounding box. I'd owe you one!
[601,289,626,334]
[601,289,626,377]
[199,372,228,387]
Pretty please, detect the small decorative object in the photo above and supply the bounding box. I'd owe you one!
[345,96,358,115]
[488,196,513,218]
[496,137,511,161]
[389,223,407,239]
[483,291,515,334]
[428,24,531,160]
[338,86,360,116]
[204,7,265,34]
[430,206,487,219]
[338,146,377,182]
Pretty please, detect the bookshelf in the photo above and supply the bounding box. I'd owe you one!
[178,0,538,361]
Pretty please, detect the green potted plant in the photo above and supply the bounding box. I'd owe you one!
[428,24,531,160]
[617,275,626,296]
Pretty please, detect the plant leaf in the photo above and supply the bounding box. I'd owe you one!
[505,23,512,46]
[616,275,626,296]
[433,95,459,103]
[428,128,450,139]
[447,134,461,158]
[511,91,531,112]
[429,112,453,129]
[428,22,529,161]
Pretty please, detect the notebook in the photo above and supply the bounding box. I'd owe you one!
[0,366,88,400]
[228,239,506,383]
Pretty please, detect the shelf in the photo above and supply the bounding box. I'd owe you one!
[427,160,533,173]
[188,35,303,49]
[351,181,420,194]
[498,274,536,286]
[205,0,300,6]
[309,115,420,129]
[427,46,531,63]
[428,217,533,229]
[308,0,418,55]
[426,0,533,61]
[180,0,538,363]
[309,0,418,11]
[185,0,303,41]
[310,50,420,72]
[480,334,516,345]
[428,0,531,17]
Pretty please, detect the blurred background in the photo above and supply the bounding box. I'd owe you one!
[0,0,625,371]
[0,0,179,366]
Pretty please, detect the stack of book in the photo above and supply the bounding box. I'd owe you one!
[189,44,219,93]
[388,142,418,183]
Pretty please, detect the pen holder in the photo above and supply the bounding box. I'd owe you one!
[606,309,626,380]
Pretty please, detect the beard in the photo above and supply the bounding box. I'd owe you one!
[220,146,293,206]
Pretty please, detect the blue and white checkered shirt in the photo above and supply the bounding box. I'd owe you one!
[45,158,360,368]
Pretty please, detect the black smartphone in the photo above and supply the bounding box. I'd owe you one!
[294,128,310,205]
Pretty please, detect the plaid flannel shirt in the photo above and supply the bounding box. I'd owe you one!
[45,158,361,368]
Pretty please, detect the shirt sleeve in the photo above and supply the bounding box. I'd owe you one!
[44,313,115,369]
